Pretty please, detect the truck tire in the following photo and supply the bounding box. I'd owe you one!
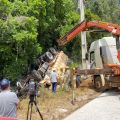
[94,76,105,92]
[38,55,45,64]
[45,51,54,62]
[40,52,53,62]
[38,62,49,78]
[35,59,41,66]
[41,62,49,70]
[32,70,42,81]
[48,48,57,56]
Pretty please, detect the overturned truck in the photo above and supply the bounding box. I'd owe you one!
[18,48,57,97]
[18,48,68,97]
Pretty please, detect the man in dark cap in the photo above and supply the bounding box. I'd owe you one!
[0,79,19,118]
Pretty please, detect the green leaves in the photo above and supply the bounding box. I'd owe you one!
[11,0,28,16]
[85,9,101,21]
[1,0,106,80]
[86,0,120,23]
[0,0,41,80]
[0,0,12,19]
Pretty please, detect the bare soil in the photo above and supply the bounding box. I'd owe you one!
[17,79,101,120]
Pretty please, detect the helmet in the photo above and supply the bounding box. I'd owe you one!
[0,79,10,90]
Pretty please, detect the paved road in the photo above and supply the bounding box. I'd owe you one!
[64,91,120,120]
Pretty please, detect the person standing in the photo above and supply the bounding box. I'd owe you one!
[76,75,81,88]
[64,68,71,91]
[16,80,23,97]
[0,79,19,118]
[50,70,58,93]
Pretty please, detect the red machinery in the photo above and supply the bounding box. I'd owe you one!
[57,20,120,75]
[57,20,120,61]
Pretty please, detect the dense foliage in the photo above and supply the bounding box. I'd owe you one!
[0,0,79,80]
[0,0,120,80]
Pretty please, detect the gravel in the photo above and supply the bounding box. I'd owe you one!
[64,91,120,120]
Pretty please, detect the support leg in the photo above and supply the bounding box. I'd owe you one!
[26,102,30,120]
[30,103,33,120]
[34,101,43,120]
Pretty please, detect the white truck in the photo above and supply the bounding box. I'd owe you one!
[88,37,120,90]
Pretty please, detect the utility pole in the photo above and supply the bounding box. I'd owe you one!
[78,0,87,69]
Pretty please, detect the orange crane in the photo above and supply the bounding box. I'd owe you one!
[57,20,120,62]
[57,20,120,90]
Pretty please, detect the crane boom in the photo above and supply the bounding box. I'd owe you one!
[57,20,120,61]
[57,20,120,46]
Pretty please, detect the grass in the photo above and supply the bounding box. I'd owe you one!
[17,86,97,120]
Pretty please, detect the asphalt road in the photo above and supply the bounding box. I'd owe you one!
[64,91,120,120]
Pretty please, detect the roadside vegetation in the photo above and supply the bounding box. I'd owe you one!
[1,0,120,81]
[18,84,100,120]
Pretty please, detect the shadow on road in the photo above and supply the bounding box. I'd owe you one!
[96,88,120,99]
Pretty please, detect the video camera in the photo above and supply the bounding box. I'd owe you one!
[27,79,43,120]
[28,79,37,102]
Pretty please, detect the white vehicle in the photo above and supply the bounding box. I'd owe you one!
[88,37,120,90]
[89,37,120,69]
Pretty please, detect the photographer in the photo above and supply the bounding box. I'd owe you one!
[0,79,19,118]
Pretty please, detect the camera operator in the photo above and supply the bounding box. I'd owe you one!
[0,79,19,118]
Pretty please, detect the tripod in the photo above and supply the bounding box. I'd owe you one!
[26,95,43,120]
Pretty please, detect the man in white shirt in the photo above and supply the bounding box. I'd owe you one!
[50,70,58,93]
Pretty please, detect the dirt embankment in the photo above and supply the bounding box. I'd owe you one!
[18,80,101,120]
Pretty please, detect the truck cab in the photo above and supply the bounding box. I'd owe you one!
[89,37,120,69]
[88,37,120,90]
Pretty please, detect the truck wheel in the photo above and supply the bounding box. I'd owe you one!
[38,55,45,64]
[48,48,57,55]
[45,52,54,62]
[32,70,42,80]
[38,62,49,78]
[94,76,104,91]
[35,59,41,66]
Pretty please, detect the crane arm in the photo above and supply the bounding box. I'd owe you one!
[57,20,120,46]
[57,20,120,74]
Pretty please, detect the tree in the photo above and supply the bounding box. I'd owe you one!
[86,0,120,24]
[54,0,80,57]
[0,0,80,80]
[0,0,41,80]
